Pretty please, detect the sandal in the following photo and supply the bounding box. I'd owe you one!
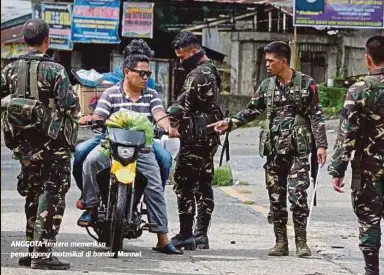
[152,244,183,255]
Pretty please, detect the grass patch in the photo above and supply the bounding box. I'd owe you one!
[213,165,233,186]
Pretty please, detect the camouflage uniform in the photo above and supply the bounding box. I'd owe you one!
[328,68,384,275]
[229,71,327,256]
[1,50,80,249]
[172,59,221,246]
[231,71,327,229]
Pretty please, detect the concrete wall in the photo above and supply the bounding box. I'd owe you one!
[341,29,384,77]
[203,28,383,96]
[230,41,240,95]
[202,28,232,63]
[238,42,256,96]
[230,31,337,95]
[326,46,339,80]
[345,47,366,76]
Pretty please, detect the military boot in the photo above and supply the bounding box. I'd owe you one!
[363,250,379,275]
[194,214,211,249]
[18,245,33,266]
[295,227,311,257]
[170,215,196,250]
[268,225,289,256]
[31,246,70,270]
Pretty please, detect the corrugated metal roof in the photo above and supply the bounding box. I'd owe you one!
[1,14,31,30]
[1,24,24,44]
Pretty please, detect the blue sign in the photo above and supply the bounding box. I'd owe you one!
[71,0,120,44]
[32,3,73,50]
[294,0,384,29]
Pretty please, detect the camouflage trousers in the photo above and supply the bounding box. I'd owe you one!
[173,140,218,235]
[351,172,383,259]
[264,153,310,229]
[17,158,71,249]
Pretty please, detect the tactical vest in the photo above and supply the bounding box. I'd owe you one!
[259,72,312,157]
[177,62,224,143]
[3,55,78,148]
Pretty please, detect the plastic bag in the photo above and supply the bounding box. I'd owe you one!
[73,69,104,88]
[159,136,180,160]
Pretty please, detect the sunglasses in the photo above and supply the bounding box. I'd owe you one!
[129,68,152,78]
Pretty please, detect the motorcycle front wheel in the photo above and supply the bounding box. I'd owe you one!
[109,183,128,258]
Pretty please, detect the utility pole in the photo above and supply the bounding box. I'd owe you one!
[291,26,298,70]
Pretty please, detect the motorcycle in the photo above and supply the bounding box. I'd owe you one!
[83,107,183,258]
[83,121,156,258]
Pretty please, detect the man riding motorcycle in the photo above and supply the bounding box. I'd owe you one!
[73,40,173,208]
[77,53,183,255]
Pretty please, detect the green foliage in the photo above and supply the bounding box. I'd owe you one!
[322,107,341,117]
[213,165,233,186]
[318,85,346,110]
[331,68,345,80]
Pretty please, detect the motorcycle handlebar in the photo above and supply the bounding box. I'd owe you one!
[91,120,107,134]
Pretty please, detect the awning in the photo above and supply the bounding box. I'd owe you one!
[175,0,292,6]
[1,24,24,44]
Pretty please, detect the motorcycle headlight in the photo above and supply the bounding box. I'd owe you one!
[117,146,135,160]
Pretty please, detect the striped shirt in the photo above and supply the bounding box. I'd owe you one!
[94,80,164,122]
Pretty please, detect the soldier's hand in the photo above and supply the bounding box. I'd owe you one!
[207,120,229,135]
[79,115,92,125]
[168,126,180,138]
[332,177,345,193]
[317,147,327,167]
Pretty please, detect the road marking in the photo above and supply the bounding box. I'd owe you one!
[219,186,270,218]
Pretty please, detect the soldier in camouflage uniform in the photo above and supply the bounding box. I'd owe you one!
[209,41,328,257]
[170,32,223,250]
[328,36,384,275]
[1,19,80,269]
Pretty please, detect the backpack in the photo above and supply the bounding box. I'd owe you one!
[3,55,78,148]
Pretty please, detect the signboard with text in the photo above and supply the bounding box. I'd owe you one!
[1,43,28,59]
[294,0,384,29]
[32,2,73,50]
[71,0,120,44]
[122,2,154,39]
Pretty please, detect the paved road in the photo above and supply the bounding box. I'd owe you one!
[1,120,375,274]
